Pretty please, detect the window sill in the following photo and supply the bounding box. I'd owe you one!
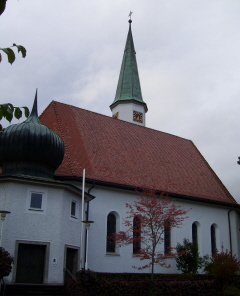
[105,252,120,256]
[28,208,43,212]
[71,215,78,219]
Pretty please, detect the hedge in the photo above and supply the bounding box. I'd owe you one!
[65,270,218,296]
[85,272,214,281]
[65,279,218,296]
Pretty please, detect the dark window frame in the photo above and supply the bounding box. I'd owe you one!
[192,222,198,248]
[164,221,171,255]
[29,192,43,210]
[106,213,116,253]
[71,201,77,217]
[133,216,141,254]
[211,224,217,255]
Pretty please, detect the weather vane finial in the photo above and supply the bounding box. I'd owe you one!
[128,11,133,20]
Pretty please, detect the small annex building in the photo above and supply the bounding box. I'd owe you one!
[0,20,240,284]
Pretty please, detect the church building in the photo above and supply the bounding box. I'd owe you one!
[0,20,239,284]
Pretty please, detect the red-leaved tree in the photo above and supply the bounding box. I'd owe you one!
[112,189,190,279]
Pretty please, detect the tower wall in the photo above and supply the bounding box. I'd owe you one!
[112,103,146,126]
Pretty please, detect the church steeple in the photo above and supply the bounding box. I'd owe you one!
[110,19,148,126]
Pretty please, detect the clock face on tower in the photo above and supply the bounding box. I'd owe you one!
[133,111,143,123]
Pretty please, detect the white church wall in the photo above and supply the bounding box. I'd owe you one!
[0,178,237,280]
[111,103,146,126]
[84,184,234,274]
[0,180,83,284]
[230,210,240,259]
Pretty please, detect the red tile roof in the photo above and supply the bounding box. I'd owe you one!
[40,101,236,205]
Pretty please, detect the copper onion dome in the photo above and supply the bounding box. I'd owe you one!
[0,91,64,179]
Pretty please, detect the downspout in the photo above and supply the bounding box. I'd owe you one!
[228,209,233,255]
[83,183,95,268]
[87,182,95,218]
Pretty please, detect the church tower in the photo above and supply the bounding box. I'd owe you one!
[110,19,148,126]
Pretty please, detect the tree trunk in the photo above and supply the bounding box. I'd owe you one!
[151,254,154,280]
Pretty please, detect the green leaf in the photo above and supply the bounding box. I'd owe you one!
[0,104,29,122]
[5,109,13,122]
[0,106,5,119]
[0,104,14,122]
[14,107,22,120]
[13,44,27,58]
[0,47,15,64]
[6,103,14,112]
[1,104,10,116]
[0,105,4,115]
[22,106,30,118]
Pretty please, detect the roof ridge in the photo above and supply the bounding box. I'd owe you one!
[52,101,94,177]
[52,100,192,142]
[52,101,75,177]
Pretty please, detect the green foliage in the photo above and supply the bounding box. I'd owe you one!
[0,103,29,122]
[224,285,240,296]
[1,1,26,64]
[175,238,205,274]
[0,247,13,279]
[204,249,240,283]
[0,44,27,64]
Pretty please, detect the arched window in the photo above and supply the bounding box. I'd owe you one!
[133,216,141,254]
[106,213,116,253]
[164,221,171,255]
[211,224,217,255]
[192,222,198,248]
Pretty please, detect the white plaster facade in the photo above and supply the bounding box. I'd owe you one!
[0,178,86,284]
[0,177,239,284]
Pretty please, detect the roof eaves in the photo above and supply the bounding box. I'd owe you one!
[0,174,95,202]
[110,98,148,112]
[56,175,237,208]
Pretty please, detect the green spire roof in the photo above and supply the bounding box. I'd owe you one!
[110,20,147,111]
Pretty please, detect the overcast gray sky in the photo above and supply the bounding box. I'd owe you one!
[1,0,240,202]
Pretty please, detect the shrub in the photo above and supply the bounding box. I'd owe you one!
[75,269,99,295]
[224,285,240,296]
[204,249,240,284]
[175,238,204,273]
[65,279,82,296]
[0,247,13,279]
